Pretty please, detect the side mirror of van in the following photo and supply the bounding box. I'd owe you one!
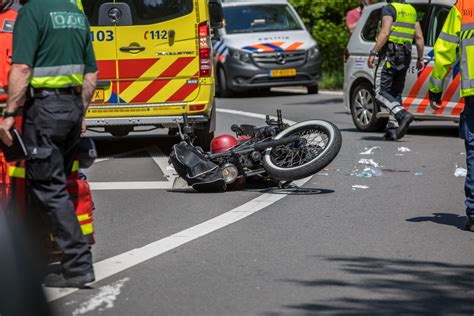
[209,0,224,29]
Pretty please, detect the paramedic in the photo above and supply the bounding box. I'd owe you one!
[0,0,98,287]
[429,0,474,232]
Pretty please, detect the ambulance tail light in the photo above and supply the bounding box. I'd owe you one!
[199,22,211,77]
[189,104,206,112]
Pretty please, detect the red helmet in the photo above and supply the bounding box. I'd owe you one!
[210,134,238,154]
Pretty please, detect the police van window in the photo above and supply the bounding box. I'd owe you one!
[116,0,193,25]
[361,9,381,42]
[223,5,302,34]
[411,4,429,45]
[428,6,450,47]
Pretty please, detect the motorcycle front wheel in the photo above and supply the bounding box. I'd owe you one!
[263,120,342,181]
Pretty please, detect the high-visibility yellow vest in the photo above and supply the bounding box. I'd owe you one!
[389,2,417,44]
[70,0,84,13]
[429,0,474,98]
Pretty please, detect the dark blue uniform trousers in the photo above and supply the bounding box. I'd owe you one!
[460,96,474,220]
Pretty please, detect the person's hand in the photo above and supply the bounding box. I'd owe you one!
[0,117,15,147]
[80,118,87,138]
[368,55,375,69]
[417,59,425,72]
[430,99,442,111]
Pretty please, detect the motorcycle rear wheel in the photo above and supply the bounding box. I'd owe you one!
[263,120,342,181]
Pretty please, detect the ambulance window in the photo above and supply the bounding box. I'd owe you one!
[428,6,451,47]
[361,9,381,42]
[116,0,193,25]
[82,0,111,26]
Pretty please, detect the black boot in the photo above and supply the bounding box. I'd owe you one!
[43,271,95,288]
[464,218,474,232]
[383,121,398,141]
[395,110,414,140]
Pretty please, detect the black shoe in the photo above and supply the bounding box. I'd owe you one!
[395,110,414,140]
[383,128,397,141]
[44,271,95,288]
[464,218,474,232]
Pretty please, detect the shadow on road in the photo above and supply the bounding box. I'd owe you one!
[279,256,474,314]
[406,213,467,230]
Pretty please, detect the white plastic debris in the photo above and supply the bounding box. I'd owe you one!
[72,278,129,316]
[318,172,330,176]
[398,147,411,152]
[355,166,383,178]
[359,146,381,155]
[455,167,467,177]
[396,154,404,157]
[414,172,423,176]
[352,185,369,190]
[358,159,381,168]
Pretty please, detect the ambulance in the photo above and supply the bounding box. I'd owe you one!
[82,0,223,149]
[344,0,462,132]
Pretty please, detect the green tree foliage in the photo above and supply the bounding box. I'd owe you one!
[289,0,365,87]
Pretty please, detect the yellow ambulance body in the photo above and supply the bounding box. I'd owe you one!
[82,0,216,148]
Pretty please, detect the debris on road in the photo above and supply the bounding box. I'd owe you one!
[455,167,467,177]
[317,172,330,176]
[358,158,381,168]
[415,172,423,176]
[398,147,411,153]
[72,278,130,316]
[359,146,381,155]
[396,154,403,157]
[382,168,411,173]
[352,185,369,190]
[355,166,383,178]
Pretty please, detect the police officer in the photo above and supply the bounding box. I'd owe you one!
[0,0,20,104]
[368,0,425,140]
[0,0,98,287]
[429,0,474,231]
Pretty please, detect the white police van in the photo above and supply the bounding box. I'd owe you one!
[214,0,321,97]
[344,0,461,132]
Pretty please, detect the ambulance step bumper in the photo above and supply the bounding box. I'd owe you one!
[85,115,208,127]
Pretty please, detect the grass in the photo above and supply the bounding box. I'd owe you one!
[320,70,344,90]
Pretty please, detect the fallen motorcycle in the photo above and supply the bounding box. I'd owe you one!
[170,110,342,192]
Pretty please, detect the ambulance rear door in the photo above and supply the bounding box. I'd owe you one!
[113,0,201,117]
[83,1,119,106]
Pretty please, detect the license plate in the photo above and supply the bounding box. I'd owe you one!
[271,69,296,77]
[92,89,105,102]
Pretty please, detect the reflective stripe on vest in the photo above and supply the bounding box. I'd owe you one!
[31,64,85,89]
[460,36,474,92]
[8,160,80,179]
[389,3,417,44]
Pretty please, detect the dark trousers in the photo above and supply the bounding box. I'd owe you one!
[460,96,474,220]
[23,94,92,277]
[375,43,412,116]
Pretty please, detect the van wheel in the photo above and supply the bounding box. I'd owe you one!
[217,68,233,98]
[307,85,319,94]
[350,82,387,132]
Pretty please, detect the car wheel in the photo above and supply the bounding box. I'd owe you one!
[217,68,233,98]
[195,124,214,152]
[307,85,319,94]
[350,82,387,132]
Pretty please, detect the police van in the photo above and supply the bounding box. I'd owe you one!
[344,0,462,132]
[214,0,321,97]
[82,0,223,149]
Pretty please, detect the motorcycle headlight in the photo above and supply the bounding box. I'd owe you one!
[222,163,239,184]
[230,48,252,63]
[308,45,319,60]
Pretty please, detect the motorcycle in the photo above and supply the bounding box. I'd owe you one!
[170,110,342,192]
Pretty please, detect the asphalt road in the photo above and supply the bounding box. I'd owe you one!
[50,89,473,315]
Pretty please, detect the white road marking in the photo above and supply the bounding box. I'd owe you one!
[89,181,172,190]
[271,86,343,96]
[216,108,296,125]
[45,176,311,302]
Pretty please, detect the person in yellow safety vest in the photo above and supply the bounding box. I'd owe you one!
[368,0,425,141]
[0,0,98,287]
[429,0,474,232]
[70,0,83,12]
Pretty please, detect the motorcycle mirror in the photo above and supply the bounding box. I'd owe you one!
[231,124,240,133]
